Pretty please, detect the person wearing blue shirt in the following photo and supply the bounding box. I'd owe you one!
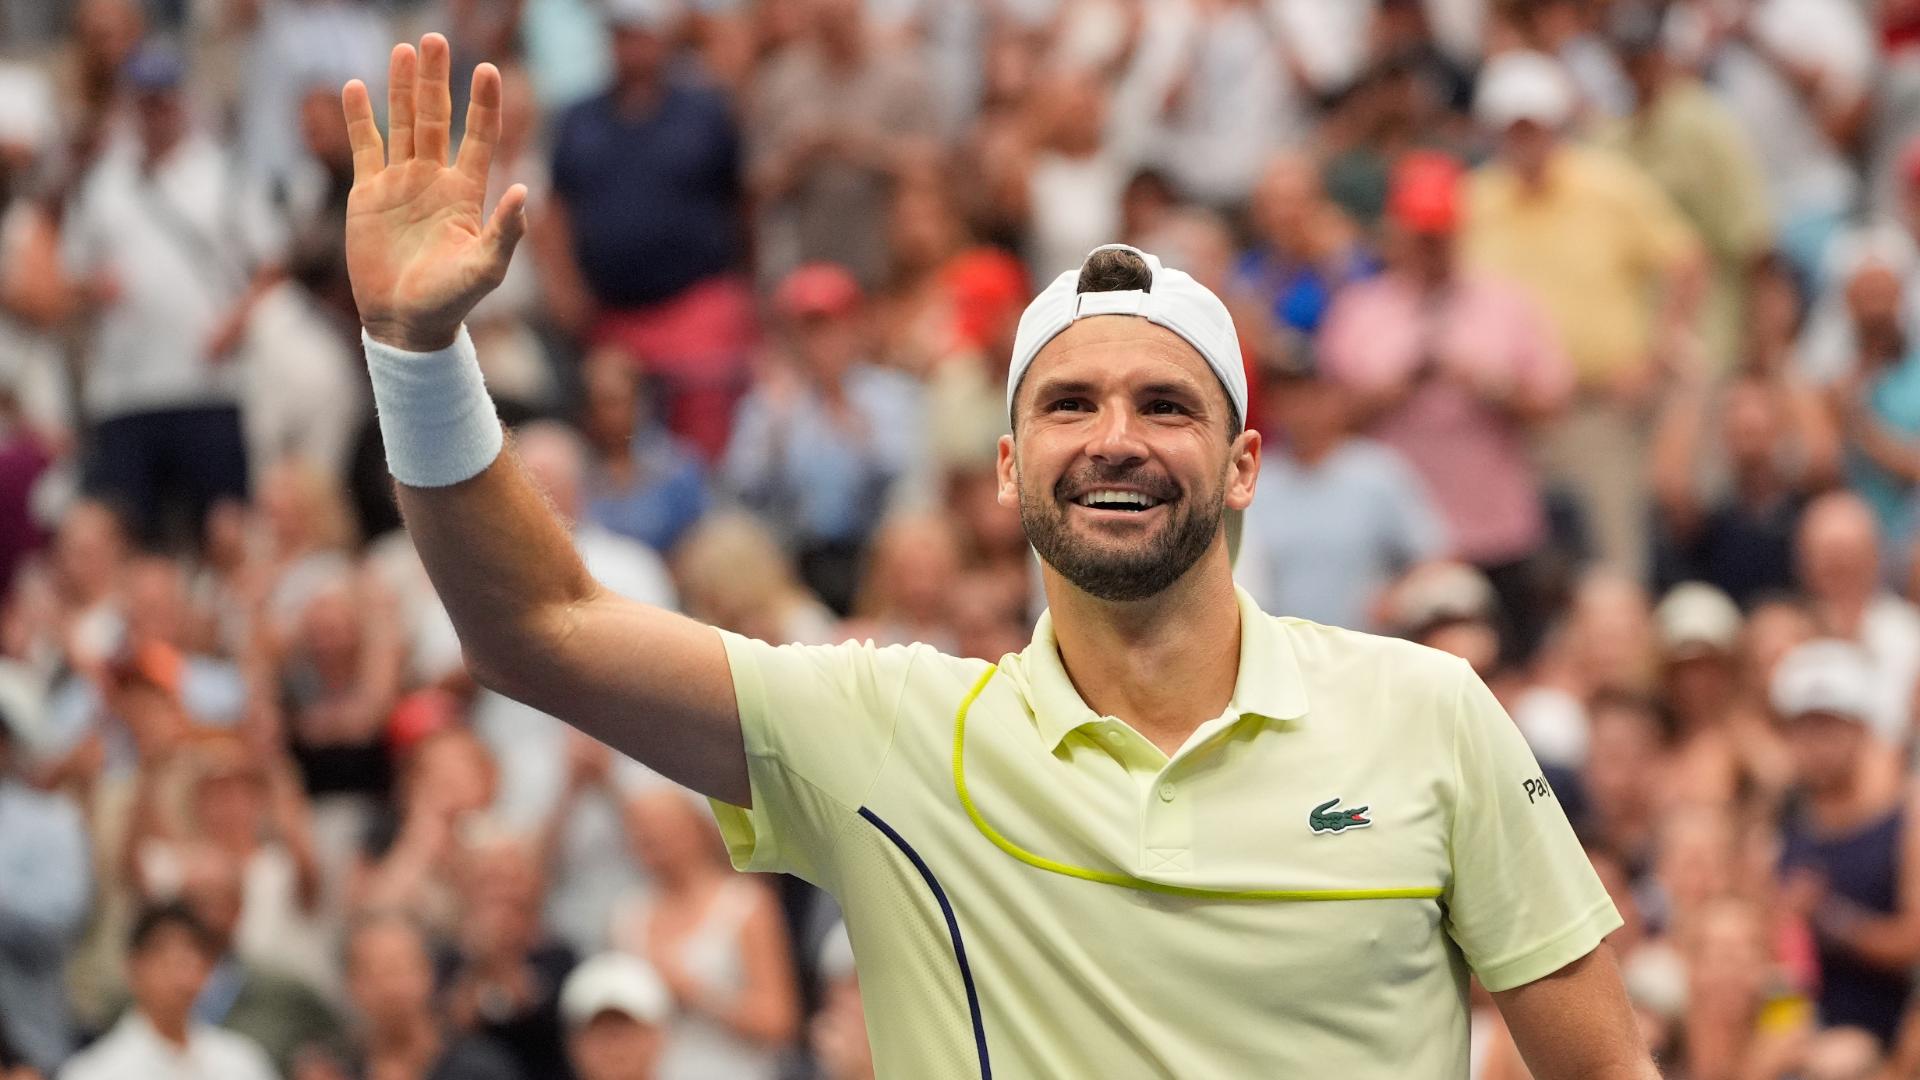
[721,264,924,613]
[579,349,709,556]
[0,694,92,1075]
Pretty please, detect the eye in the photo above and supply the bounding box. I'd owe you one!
[1146,400,1186,415]
[1048,398,1089,413]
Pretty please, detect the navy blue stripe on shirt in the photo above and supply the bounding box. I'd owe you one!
[857,806,992,1079]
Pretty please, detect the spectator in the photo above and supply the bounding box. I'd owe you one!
[721,263,925,613]
[0,684,90,1075]
[839,512,965,651]
[1600,3,1774,374]
[1654,582,1792,810]
[1796,492,1920,753]
[334,911,523,1080]
[1235,344,1448,632]
[559,953,671,1080]
[1833,261,1920,548]
[1699,0,1874,280]
[1235,152,1378,339]
[61,43,287,551]
[1384,561,1505,680]
[1774,639,1920,1049]
[748,0,936,290]
[612,787,798,1080]
[172,843,347,1076]
[1651,366,1839,608]
[351,727,497,933]
[542,0,752,462]
[57,902,276,1080]
[1320,151,1571,660]
[671,512,838,646]
[1464,49,1704,581]
[445,834,578,1080]
[578,347,709,558]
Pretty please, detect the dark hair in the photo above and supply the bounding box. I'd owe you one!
[1075,247,1155,295]
[1066,248,1244,436]
[129,900,217,958]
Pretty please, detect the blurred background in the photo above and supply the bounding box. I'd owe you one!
[6,0,1920,1077]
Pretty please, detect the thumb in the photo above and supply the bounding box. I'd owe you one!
[482,183,530,275]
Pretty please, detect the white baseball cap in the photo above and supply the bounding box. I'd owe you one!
[1655,582,1742,658]
[1474,50,1576,130]
[1770,639,1874,722]
[560,953,672,1028]
[0,65,54,155]
[1008,244,1246,430]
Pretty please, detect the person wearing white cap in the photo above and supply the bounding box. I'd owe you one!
[340,39,1652,1077]
[1771,638,1920,1048]
[1466,49,1704,585]
[562,952,672,1080]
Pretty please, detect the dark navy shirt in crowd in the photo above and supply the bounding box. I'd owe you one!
[551,80,743,308]
[1781,804,1912,1047]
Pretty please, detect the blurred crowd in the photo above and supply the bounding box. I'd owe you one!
[15,0,1920,1077]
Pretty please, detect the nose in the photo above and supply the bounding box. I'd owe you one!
[1086,400,1148,467]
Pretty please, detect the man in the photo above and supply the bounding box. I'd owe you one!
[1320,151,1571,660]
[173,844,345,1077]
[1598,2,1772,374]
[720,262,924,613]
[1464,49,1703,581]
[1773,640,1920,1049]
[559,953,670,1080]
[540,0,750,462]
[339,37,1654,1076]
[58,903,277,1080]
[1796,491,1920,755]
[0,679,90,1075]
[334,912,523,1080]
[1234,343,1448,632]
[444,834,577,1080]
[60,42,287,549]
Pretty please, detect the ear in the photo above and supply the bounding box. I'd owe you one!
[1225,427,1260,512]
[996,434,1019,509]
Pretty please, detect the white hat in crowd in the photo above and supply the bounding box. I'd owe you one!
[1654,582,1742,660]
[1770,639,1875,723]
[560,953,673,1028]
[1474,50,1577,131]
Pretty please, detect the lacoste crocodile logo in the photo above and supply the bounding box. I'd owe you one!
[1309,798,1371,834]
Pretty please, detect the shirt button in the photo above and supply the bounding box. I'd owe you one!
[1104,730,1125,746]
[1158,783,1177,803]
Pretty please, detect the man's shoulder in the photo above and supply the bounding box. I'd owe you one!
[1270,615,1468,698]
[199,1024,277,1076]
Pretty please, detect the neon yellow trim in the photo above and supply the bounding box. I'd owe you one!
[952,665,1446,903]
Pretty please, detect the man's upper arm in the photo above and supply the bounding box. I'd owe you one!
[1442,657,1622,991]
[1492,945,1656,1080]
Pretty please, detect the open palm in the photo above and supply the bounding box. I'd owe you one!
[342,35,526,352]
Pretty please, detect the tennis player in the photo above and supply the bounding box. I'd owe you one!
[343,37,1657,1078]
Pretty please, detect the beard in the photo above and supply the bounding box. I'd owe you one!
[1018,458,1227,603]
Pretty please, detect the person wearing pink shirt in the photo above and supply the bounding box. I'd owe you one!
[1319,152,1574,663]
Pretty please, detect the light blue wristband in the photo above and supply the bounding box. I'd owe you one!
[362,325,505,488]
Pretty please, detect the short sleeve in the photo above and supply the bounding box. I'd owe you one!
[709,629,924,887]
[1442,658,1620,992]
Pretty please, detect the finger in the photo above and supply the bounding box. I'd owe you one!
[455,62,501,184]
[342,79,384,182]
[482,183,530,274]
[387,43,417,164]
[415,33,454,165]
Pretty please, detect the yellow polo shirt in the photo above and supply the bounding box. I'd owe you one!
[712,589,1618,1078]
[1465,145,1698,388]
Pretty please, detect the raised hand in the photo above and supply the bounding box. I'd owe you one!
[342,34,526,352]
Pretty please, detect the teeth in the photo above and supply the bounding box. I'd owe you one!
[1076,490,1160,509]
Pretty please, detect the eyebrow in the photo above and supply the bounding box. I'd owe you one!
[1027,378,1205,400]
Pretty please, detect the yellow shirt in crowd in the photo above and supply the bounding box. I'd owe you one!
[712,588,1619,1078]
[1466,144,1699,389]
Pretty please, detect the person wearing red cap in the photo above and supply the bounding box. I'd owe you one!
[1320,151,1575,665]
[719,262,925,614]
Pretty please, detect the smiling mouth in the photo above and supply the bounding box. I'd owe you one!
[1070,490,1166,513]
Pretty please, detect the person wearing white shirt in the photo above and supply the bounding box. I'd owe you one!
[60,45,288,549]
[58,902,276,1080]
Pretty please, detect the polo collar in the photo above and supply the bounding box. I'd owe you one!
[1022,586,1309,751]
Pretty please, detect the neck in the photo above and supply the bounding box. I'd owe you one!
[370,1014,438,1060]
[1044,549,1242,754]
[615,78,664,115]
[145,1008,191,1047]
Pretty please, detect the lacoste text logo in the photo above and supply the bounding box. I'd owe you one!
[1310,797,1371,834]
